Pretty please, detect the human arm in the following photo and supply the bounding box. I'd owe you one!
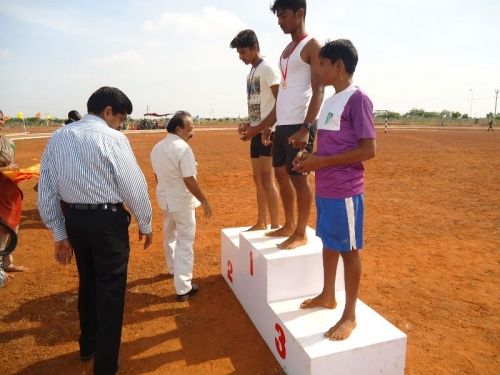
[112,137,153,249]
[37,138,68,242]
[183,176,212,219]
[293,139,376,173]
[288,39,325,149]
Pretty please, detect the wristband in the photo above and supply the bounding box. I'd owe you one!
[302,122,313,130]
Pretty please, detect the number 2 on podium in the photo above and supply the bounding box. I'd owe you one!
[249,251,254,276]
[274,323,287,359]
[227,260,233,283]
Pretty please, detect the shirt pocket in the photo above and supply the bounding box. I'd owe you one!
[323,112,341,131]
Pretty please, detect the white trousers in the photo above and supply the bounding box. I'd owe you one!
[162,209,196,295]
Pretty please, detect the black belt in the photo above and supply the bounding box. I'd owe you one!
[66,203,123,211]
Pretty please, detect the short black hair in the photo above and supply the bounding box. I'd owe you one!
[68,110,81,121]
[87,86,133,116]
[271,0,307,18]
[230,29,259,50]
[64,110,81,125]
[167,111,192,134]
[319,39,358,76]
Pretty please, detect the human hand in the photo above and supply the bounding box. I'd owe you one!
[238,122,250,136]
[55,239,74,265]
[292,151,322,173]
[261,128,272,146]
[139,231,153,249]
[288,128,309,149]
[240,125,259,141]
[201,201,213,220]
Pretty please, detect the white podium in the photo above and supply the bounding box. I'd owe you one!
[221,226,407,375]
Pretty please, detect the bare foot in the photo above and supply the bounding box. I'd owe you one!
[324,317,357,341]
[300,294,337,309]
[246,223,267,231]
[3,265,27,273]
[265,225,295,237]
[277,234,307,249]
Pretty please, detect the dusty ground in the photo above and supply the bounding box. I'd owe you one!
[0,127,498,375]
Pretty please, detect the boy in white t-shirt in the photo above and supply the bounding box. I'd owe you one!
[230,29,280,230]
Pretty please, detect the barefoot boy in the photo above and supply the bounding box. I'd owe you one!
[230,29,280,231]
[294,40,376,340]
[245,0,324,249]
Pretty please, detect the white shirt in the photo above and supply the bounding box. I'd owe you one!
[247,59,280,128]
[150,133,201,212]
[276,36,313,125]
[38,114,152,241]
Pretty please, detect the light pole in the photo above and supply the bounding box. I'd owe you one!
[495,89,499,118]
[469,89,474,122]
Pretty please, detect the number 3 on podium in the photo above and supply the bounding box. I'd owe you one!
[274,323,287,359]
[227,260,233,283]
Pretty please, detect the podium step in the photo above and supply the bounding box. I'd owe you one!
[238,226,345,303]
[220,226,407,374]
[269,293,407,375]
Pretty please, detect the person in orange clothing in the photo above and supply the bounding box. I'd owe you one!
[0,109,27,274]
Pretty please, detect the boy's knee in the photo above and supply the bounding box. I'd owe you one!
[341,250,361,262]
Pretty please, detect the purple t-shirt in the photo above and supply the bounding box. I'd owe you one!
[315,85,375,199]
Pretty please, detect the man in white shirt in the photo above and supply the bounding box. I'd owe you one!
[150,111,212,301]
[230,29,280,231]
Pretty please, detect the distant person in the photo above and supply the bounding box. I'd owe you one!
[294,40,376,341]
[150,111,212,302]
[65,110,82,125]
[38,87,153,375]
[0,109,27,275]
[230,29,280,231]
[488,119,495,131]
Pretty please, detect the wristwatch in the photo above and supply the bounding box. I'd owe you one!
[301,122,313,130]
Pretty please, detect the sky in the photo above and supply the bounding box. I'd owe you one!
[1,0,499,119]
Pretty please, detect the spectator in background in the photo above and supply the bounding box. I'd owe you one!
[65,110,81,125]
[0,109,27,275]
[487,119,495,132]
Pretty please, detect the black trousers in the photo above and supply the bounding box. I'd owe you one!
[65,206,131,375]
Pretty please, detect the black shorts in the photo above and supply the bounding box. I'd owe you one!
[250,132,273,158]
[272,124,315,175]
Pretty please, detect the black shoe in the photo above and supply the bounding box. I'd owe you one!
[176,283,198,302]
[80,351,95,361]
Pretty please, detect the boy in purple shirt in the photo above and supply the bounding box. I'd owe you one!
[293,39,376,340]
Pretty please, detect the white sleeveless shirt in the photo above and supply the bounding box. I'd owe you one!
[276,36,313,125]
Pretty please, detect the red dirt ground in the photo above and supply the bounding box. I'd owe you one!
[0,127,498,375]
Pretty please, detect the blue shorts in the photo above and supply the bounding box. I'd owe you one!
[316,194,364,252]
